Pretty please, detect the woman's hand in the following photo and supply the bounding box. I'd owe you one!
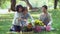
[47,23,51,26]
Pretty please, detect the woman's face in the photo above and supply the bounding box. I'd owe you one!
[42,7,47,13]
[18,8,23,12]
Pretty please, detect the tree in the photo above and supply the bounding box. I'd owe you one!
[21,0,32,10]
[21,0,39,11]
[54,0,58,9]
[11,0,16,11]
[10,0,32,11]
[10,0,39,11]
[0,0,10,9]
[58,0,60,9]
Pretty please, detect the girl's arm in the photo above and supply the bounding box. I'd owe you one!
[28,13,34,23]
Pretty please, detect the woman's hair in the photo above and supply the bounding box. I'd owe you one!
[22,7,28,12]
[42,5,48,10]
[16,5,23,11]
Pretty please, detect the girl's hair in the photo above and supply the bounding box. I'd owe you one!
[42,5,48,10]
[22,7,28,12]
[16,5,23,11]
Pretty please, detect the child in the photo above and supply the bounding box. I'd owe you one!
[20,7,34,31]
[39,5,54,31]
[10,5,23,32]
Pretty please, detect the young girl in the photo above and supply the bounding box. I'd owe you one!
[20,7,34,31]
[10,5,23,32]
[39,5,54,31]
[21,7,34,26]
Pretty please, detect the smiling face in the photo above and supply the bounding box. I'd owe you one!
[41,5,48,13]
[42,7,47,13]
[18,7,23,12]
[16,5,23,13]
[23,7,28,14]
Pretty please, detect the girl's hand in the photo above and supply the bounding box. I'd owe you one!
[44,25,46,27]
[24,19,27,22]
[18,18,21,21]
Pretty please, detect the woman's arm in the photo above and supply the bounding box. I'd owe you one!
[47,14,53,26]
[39,13,43,21]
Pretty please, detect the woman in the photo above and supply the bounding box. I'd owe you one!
[39,5,54,31]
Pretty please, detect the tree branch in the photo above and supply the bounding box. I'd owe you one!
[11,0,16,11]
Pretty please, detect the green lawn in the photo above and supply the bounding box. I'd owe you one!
[0,9,60,34]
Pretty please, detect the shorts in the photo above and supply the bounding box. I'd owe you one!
[10,25,21,32]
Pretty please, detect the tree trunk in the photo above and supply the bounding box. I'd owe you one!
[11,0,16,11]
[54,0,58,9]
[22,0,32,10]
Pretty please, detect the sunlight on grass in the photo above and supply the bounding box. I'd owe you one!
[31,14,40,17]
[0,9,8,14]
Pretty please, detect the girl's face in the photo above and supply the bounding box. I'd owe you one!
[18,8,23,12]
[42,7,47,13]
[23,9,28,14]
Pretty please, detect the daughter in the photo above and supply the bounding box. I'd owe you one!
[10,5,23,32]
[39,5,54,31]
[21,7,34,27]
[20,7,34,31]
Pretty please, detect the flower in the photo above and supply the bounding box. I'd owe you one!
[46,25,51,31]
[35,26,41,32]
[34,20,44,26]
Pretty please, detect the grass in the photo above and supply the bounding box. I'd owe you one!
[0,9,60,34]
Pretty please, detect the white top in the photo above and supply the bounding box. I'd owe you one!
[12,12,22,26]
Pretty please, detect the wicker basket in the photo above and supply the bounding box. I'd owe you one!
[22,31,33,34]
[7,31,33,34]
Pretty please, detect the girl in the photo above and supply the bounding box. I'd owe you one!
[10,5,23,32]
[21,7,34,26]
[20,7,34,31]
[39,5,54,31]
